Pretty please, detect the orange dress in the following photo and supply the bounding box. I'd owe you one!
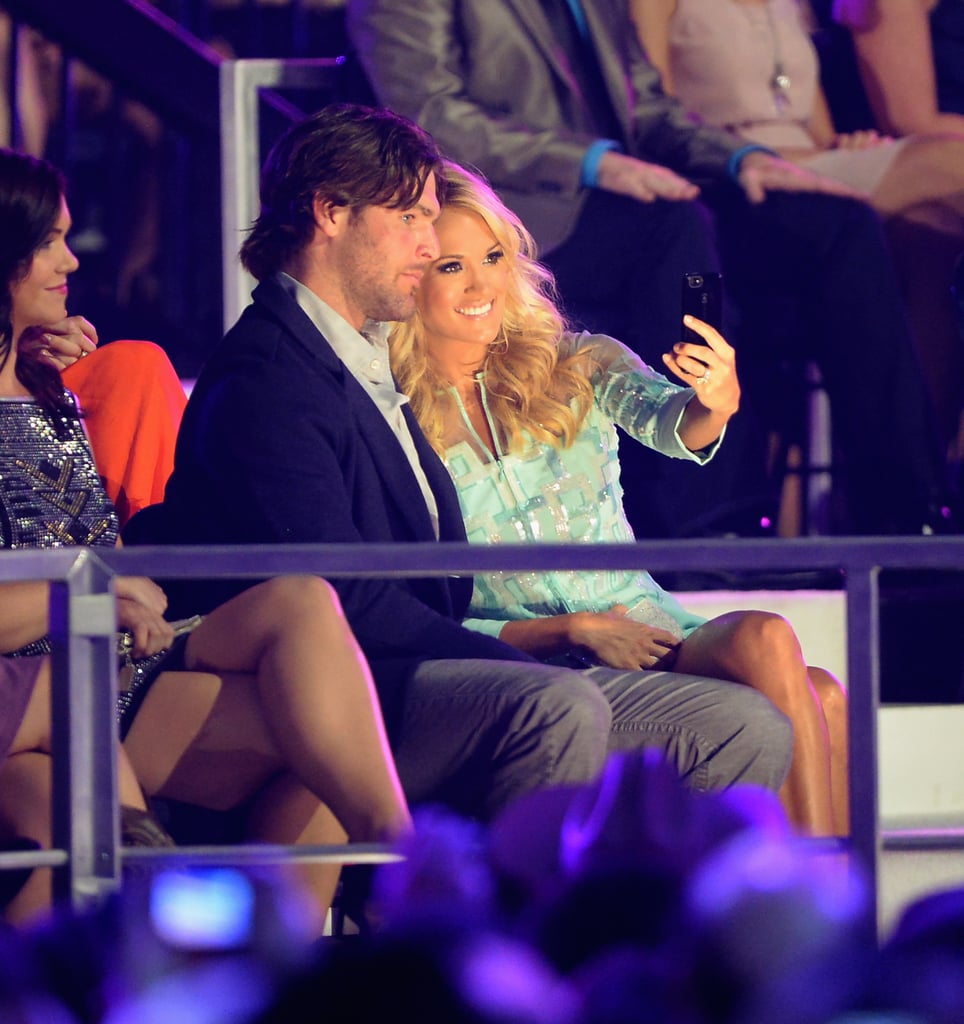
[62,341,186,526]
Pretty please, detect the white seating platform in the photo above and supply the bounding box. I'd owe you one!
[681,588,964,936]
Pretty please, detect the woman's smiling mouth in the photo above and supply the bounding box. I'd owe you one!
[456,301,493,317]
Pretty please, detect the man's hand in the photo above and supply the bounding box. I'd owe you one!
[736,151,866,204]
[20,316,98,371]
[596,150,700,202]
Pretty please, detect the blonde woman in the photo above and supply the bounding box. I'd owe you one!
[391,162,848,837]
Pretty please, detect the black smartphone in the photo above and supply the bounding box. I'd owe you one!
[681,271,723,345]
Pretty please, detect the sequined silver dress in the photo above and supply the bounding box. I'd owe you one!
[0,394,118,749]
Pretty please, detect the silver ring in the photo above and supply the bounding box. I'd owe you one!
[695,367,711,386]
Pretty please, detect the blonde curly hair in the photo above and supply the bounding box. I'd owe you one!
[389,161,595,455]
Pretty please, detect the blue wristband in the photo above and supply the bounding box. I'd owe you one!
[726,143,777,181]
[564,0,589,36]
[582,140,621,187]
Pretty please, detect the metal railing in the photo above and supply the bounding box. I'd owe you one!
[4,535,964,936]
[1,6,350,374]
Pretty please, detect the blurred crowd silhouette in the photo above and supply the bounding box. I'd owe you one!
[3,751,964,1024]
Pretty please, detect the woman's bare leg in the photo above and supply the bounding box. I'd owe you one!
[871,135,964,217]
[0,751,52,924]
[13,658,147,809]
[127,673,352,927]
[0,659,151,924]
[811,667,850,837]
[0,750,154,926]
[245,774,346,928]
[672,611,835,835]
[184,576,409,842]
[126,576,410,842]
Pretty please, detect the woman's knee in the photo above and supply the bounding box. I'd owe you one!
[711,611,810,706]
[717,610,802,668]
[810,667,848,725]
[731,609,796,646]
[251,574,339,623]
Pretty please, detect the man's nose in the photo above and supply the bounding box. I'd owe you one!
[420,224,440,260]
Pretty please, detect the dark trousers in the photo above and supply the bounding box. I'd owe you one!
[545,187,946,536]
[711,187,946,534]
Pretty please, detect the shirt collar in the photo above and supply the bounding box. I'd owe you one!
[278,272,394,386]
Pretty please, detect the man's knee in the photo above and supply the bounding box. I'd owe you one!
[398,661,612,818]
[509,668,612,785]
[716,686,793,792]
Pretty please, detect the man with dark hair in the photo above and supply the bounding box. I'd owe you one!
[151,104,792,822]
[346,0,953,539]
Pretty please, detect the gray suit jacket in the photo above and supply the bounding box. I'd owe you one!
[347,0,744,250]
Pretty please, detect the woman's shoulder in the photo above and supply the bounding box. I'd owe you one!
[558,329,625,357]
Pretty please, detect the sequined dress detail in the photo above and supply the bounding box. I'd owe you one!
[0,394,118,659]
[0,395,118,552]
[438,332,714,642]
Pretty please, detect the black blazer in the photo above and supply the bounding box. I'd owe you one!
[140,275,533,730]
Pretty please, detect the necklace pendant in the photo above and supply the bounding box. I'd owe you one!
[770,63,791,96]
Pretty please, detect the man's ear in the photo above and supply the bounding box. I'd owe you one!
[313,196,350,238]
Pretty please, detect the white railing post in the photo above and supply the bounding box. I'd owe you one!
[49,550,120,911]
[219,58,343,332]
